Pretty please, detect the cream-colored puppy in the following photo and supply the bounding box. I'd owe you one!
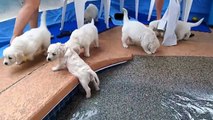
[149,18,204,40]
[3,11,51,66]
[122,8,160,54]
[46,43,67,71]
[84,4,98,24]
[66,19,99,57]
[46,43,100,98]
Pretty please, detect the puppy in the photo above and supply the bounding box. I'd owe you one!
[84,4,98,24]
[66,19,99,57]
[46,43,67,71]
[122,8,160,54]
[149,18,204,40]
[46,43,100,98]
[3,11,51,66]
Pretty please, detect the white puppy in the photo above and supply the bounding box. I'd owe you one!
[46,43,67,71]
[3,11,51,66]
[66,19,99,57]
[84,4,98,24]
[122,8,160,54]
[46,43,100,98]
[149,18,204,40]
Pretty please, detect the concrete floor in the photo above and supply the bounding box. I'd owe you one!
[57,56,213,120]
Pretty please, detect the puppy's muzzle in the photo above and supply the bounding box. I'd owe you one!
[47,58,52,61]
[3,62,8,65]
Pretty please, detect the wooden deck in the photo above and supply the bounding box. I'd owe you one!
[0,27,212,119]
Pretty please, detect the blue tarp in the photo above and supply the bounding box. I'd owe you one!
[0,0,212,57]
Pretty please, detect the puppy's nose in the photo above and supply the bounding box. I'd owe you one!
[47,58,51,61]
[4,62,8,65]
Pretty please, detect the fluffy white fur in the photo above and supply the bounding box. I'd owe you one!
[122,8,160,54]
[149,18,204,40]
[84,4,98,24]
[66,19,99,57]
[46,43,100,98]
[3,11,51,66]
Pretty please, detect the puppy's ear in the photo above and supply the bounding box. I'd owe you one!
[73,46,80,55]
[72,30,80,40]
[64,49,73,57]
[15,51,24,61]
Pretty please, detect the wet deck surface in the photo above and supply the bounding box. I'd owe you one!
[57,56,213,120]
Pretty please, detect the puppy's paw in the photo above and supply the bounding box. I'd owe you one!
[96,87,100,91]
[145,51,152,55]
[27,57,34,61]
[16,61,24,65]
[95,44,99,48]
[86,93,91,98]
[52,67,59,71]
[122,44,128,48]
[84,53,90,57]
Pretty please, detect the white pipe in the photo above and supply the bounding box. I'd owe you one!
[60,0,68,31]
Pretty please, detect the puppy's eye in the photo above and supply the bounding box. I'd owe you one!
[52,53,56,56]
[8,57,12,60]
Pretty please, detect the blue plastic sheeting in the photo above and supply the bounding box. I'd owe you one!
[0,2,76,46]
[49,17,116,44]
[208,1,213,25]
[0,2,76,58]
[110,6,211,33]
[0,0,212,58]
[111,0,212,21]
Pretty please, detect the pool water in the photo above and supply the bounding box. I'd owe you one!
[56,56,213,120]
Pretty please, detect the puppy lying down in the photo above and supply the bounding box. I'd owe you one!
[121,8,160,54]
[46,43,100,98]
[3,11,51,66]
[84,4,98,24]
[149,18,204,40]
[66,19,99,57]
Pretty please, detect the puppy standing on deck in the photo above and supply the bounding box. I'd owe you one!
[3,11,51,66]
[84,4,98,24]
[149,18,204,40]
[46,43,100,98]
[121,8,160,54]
[66,19,99,57]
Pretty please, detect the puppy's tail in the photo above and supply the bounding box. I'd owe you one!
[149,20,159,30]
[122,8,129,24]
[89,69,100,86]
[91,18,94,25]
[40,11,47,28]
[188,18,204,28]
